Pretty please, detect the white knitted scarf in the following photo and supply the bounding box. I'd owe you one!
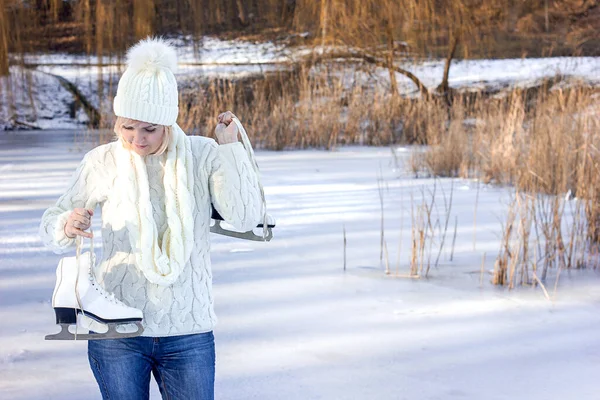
[115,123,195,286]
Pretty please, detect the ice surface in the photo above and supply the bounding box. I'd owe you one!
[0,133,599,399]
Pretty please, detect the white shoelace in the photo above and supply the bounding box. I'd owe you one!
[232,117,269,239]
[74,234,89,339]
[74,231,124,338]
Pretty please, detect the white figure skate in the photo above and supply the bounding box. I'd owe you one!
[210,206,276,242]
[45,236,143,340]
[209,117,276,242]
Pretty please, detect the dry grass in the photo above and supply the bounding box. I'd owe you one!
[408,81,600,286]
[176,65,455,150]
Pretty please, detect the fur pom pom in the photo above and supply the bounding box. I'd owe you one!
[126,37,178,74]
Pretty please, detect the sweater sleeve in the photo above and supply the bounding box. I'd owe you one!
[39,149,103,254]
[208,140,263,232]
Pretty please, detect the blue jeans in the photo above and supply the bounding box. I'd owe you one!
[87,331,215,400]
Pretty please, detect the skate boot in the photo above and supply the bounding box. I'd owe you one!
[208,117,276,242]
[211,205,276,241]
[45,243,144,340]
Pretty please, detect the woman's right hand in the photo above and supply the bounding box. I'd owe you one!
[64,208,94,239]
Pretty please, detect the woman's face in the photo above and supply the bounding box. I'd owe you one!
[119,120,166,156]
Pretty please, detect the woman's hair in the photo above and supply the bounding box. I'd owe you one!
[114,116,172,156]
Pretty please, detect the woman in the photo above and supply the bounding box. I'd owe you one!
[39,37,263,399]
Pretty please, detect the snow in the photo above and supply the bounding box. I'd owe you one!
[398,56,600,91]
[1,132,599,399]
[0,67,91,130]
[17,35,289,66]
[2,35,599,129]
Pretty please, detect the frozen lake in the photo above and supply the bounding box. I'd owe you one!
[1,131,599,399]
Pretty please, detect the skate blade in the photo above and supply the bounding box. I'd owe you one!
[210,221,273,242]
[45,321,144,341]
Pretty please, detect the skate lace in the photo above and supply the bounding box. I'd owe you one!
[232,117,269,239]
[90,279,124,305]
[74,235,87,339]
[75,230,128,338]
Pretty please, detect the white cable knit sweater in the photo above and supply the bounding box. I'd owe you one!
[39,136,263,337]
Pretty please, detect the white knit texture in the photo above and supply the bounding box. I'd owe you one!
[114,124,194,286]
[113,37,179,126]
[39,136,263,337]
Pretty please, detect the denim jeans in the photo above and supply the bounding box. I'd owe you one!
[87,331,215,400]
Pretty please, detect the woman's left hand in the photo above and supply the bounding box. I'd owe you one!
[215,111,239,144]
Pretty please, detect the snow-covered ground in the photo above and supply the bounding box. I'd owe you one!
[1,35,599,129]
[18,35,291,66]
[0,131,599,399]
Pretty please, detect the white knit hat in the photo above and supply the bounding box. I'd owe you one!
[113,37,179,126]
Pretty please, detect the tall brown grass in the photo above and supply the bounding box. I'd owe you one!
[409,80,600,285]
[176,65,459,149]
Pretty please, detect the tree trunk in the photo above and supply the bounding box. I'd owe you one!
[320,0,328,54]
[544,0,549,33]
[281,0,296,24]
[439,33,459,95]
[40,70,101,128]
[385,17,398,96]
[134,0,155,40]
[311,50,431,98]
[83,0,92,54]
[95,0,105,124]
[235,0,247,25]
[0,0,9,76]
[209,0,223,26]
[49,0,61,22]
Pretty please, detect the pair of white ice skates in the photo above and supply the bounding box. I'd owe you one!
[46,214,276,341]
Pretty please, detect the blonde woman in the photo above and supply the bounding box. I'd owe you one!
[39,37,263,399]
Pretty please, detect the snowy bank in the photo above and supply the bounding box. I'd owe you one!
[2,35,599,130]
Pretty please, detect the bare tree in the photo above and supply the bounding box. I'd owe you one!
[1,0,595,78]
[0,0,8,76]
[303,0,505,97]
[134,0,155,40]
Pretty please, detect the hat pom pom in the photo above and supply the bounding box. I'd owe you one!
[126,37,178,74]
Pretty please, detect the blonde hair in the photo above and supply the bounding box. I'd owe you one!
[114,116,172,156]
